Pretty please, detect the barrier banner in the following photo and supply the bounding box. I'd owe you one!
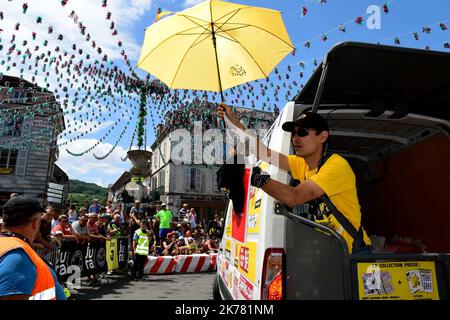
[54,240,107,282]
[143,256,177,274]
[106,239,119,271]
[117,237,129,270]
[174,254,211,273]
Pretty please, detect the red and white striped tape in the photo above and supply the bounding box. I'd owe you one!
[174,254,209,273]
[143,256,177,274]
[143,253,218,274]
[209,253,218,271]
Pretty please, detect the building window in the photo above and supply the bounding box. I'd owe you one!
[2,117,23,137]
[185,167,201,191]
[214,169,218,191]
[185,168,190,190]
[190,167,196,190]
[0,149,18,170]
[159,170,165,192]
[12,89,25,100]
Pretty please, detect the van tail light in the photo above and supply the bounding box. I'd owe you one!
[261,248,285,300]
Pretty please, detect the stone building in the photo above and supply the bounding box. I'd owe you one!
[0,75,68,208]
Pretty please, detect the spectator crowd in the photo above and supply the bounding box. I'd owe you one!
[33,199,225,259]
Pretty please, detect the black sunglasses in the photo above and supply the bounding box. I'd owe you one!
[291,128,311,138]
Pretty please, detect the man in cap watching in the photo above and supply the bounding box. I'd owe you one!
[88,198,101,214]
[218,104,371,254]
[0,196,66,300]
[130,199,142,219]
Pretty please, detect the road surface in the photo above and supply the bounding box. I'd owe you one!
[70,272,215,300]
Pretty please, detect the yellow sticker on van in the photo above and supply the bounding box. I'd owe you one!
[235,241,258,283]
[357,261,440,300]
[247,162,269,235]
[225,224,231,237]
[247,187,262,234]
[225,239,232,261]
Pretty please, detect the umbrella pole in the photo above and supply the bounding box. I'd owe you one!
[212,24,226,131]
[211,24,224,102]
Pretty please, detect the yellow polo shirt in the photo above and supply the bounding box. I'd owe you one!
[287,154,371,253]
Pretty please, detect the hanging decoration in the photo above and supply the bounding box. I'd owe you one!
[1,0,446,162]
[422,26,432,34]
[136,87,148,149]
[302,6,308,17]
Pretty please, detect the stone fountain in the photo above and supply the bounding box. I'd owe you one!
[127,149,152,202]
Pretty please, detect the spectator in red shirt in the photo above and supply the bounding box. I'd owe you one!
[51,215,78,243]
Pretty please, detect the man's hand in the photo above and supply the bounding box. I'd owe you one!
[217,102,247,131]
[217,102,231,119]
[251,167,271,189]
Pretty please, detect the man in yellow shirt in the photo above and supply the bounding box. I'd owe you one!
[218,104,371,254]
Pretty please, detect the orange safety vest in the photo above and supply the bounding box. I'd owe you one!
[0,237,56,300]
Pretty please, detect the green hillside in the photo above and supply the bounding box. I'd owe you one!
[68,180,108,206]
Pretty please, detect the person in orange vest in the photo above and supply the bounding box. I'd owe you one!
[0,196,66,300]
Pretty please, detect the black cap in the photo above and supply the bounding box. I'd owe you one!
[2,196,45,227]
[3,196,45,213]
[282,111,329,133]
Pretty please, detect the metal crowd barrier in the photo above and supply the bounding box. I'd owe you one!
[36,237,130,283]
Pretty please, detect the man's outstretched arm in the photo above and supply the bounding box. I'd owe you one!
[217,103,290,171]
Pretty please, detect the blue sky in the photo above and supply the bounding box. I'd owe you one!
[1,0,449,187]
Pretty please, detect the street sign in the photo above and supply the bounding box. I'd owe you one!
[47,182,64,204]
[131,176,144,182]
[49,182,64,191]
[48,196,62,204]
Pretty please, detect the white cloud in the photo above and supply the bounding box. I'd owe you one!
[182,0,205,9]
[0,0,153,61]
[56,138,132,186]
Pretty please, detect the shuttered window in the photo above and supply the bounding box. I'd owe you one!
[2,117,23,137]
[195,168,201,191]
[0,149,18,169]
[185,168,190,190]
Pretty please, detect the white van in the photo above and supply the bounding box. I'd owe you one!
[213,42,450,300]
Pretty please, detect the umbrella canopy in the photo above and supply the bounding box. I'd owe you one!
[137,0,294,95]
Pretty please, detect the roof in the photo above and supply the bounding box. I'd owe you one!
[109,171,133,191]
[0,75,35,88]
[294,42,450,121]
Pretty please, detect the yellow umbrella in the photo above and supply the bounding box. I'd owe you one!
[137,0,294,100]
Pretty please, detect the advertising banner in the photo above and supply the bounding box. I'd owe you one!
[106,239,119,271]
[54,240,107,282]
[357,261,440,300]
